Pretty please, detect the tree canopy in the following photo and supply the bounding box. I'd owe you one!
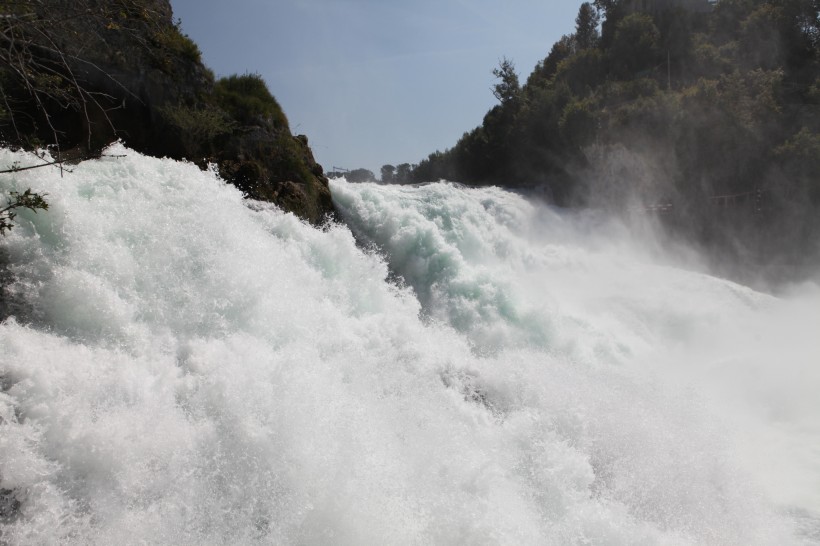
[492,58,521,104]
[408,0,820,282]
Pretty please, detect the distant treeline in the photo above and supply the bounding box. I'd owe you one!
[405,0,820,283]
[327,163,417,184]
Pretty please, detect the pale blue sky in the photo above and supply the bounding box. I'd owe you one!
[170,0,582,175]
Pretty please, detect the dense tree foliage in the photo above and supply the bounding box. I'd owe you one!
[381,164,396,183]
[326,168,376,182]
[576,2,602,49]
[492,58,521,104]
[409,0,820,281]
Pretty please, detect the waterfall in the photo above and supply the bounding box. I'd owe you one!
[1,144,818,544]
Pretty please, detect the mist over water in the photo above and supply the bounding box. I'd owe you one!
[1,145,819,544]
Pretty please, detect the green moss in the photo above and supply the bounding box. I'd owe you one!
[151,22,202,71]
[214,74,288,128]
[161,104,235,141]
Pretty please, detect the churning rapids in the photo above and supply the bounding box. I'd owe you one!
[1,144,819,545]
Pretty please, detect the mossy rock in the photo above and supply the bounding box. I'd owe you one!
[0,0,335,225]
[214,74,288,129]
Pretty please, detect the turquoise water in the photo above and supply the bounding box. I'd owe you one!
[1,144,818,544]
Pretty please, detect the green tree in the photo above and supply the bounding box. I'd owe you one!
[594,0,627,46]
[593,0,619,14]
[346,168,375,182]
[492,57,521,104]
[555,48,607,94]
[381,164,395,183]
[576,2,601,49]
[774,127,820,201]
[611,13,662,76]
[526,35,577,92]
[559,98,598,149]
[396,163,413,183]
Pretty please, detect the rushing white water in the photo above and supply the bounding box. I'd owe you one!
[1,144,819,544]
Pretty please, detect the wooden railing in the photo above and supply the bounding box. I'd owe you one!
[708,188,765,213]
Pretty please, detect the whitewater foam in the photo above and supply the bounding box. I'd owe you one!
[0,146,817,544]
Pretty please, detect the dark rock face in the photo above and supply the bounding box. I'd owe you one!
[0,0,334,224]
[0,488,21,522]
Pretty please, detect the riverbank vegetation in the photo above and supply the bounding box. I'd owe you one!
[409,0,820,283]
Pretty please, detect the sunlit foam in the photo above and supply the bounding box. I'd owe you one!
[0,145,817,544]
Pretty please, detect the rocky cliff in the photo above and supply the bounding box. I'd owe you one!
[0,0,334,224]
